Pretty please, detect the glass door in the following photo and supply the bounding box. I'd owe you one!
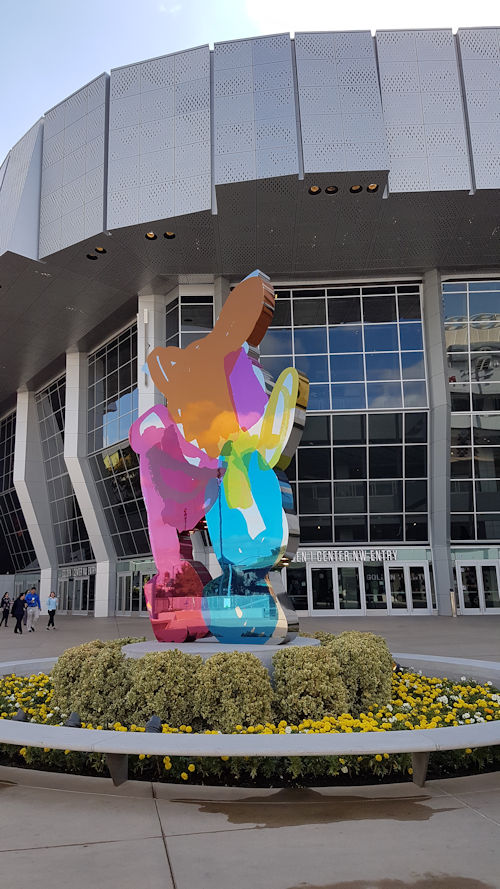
[308,564,364,614]
[388,567,407,610]
[72,578,91,614]
[337,565,363,612]
[130,571,152,615]
[387,564,431,614]
[310,567,335,612]
[457,564,481,612]
[481,565,500,611]
[286,564,308,613]
[57,578,70,612]
[457,562,500,613]
[116,573,132,614]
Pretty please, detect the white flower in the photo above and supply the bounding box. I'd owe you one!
[461,676,467,682]
[437,695,449,704]
[402,702,411,710]
[285,726,292,734]
[386,704,393,712]
[486,681,492,686]
[462,712,471,719]
[341,766,348,773]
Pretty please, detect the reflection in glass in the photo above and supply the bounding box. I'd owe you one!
[401,352,425,379]
[473,415,500,445]
[300,516,332,543]
[369,414,402,444]
[332,414,366,445]
[389,567,406,609]
[451,416,471,446]
[410,566,427,608]
[470,353,500,382]
[451,514,475,540]
[442,292,467,321]
[404,381,427,407]
[460,565,479,608]
[476,514,500,540]
[366,352,400,380]
[469,291,500,319]
[328,298,361,324]
[331,383,366,410]
[299,482,332,514]
[362,296,396,323]
[405,413,427,443]
[399,323,423,351]
[334,481,367,513]
[364,563,386,609]
[474,447,500,479]
[472,385,500,412]
[272,298,291,326]
[398,294,421,320]
[308,385,331,410]
[293,299,326,326]
[370,515,403,541]
[297,355,329,382]
[329,325,363,353]
[338,566,361,609]
[475,479,500,511]
[364,324,398,352]
[287,564,307,610]
[369,480,402,512]
[482,566,500,608]
[450,386,471,411]
[334,515,368,542]
[367,382,402,409]
[260,355,293,378]
[312,568,334,609]
[294,327,328,354]
[301,414,331,446]
[330,353,364,382]
[259,328,293,355]
[450,480,473,512]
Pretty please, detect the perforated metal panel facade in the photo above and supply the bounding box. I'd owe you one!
[458,28,500,189]
[0,120,42,258]
[376,29,472,193]
[214,34,299,185]
[295,31,388,174]
[107,46,211,228]
[39,75,108,258]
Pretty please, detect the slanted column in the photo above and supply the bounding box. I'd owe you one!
[13,388,58,605]
[64,348,117,617]
[137,292,171,417]
[214,276,230,320]
[423,269,453,614]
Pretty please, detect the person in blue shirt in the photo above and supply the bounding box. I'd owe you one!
[46,591,58,629]
[25,586,41,632]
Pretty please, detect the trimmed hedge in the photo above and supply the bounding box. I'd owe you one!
[326,631,393,715]
[194,652,274,732]
[126,650,203,728]
[273,645,348,724]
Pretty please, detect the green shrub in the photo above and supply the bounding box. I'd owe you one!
[273,645,348,724]
[75,645,133,726]
[300,631,337,646]
[51,640,105,715]
[327,631,392,715]
[194,652,274,732]
[126,650,203,728]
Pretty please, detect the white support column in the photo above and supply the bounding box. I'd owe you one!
[13,388,58,605]
[65,349,117,617]
[423,269,453,614]
[214,276,230,321]
[137,292,172,416]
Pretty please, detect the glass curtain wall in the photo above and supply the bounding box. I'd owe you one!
[35,377,94,565]
[0,412,37,571]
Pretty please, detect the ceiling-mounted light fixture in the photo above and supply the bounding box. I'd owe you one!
[145,231,157,240]
[325,185,339,194]
[86,253,98,260]
[164,231,176,239]
[308,185,321,195]
[350,185,362,194]
[367,183,379,193]
[95,246,107,254]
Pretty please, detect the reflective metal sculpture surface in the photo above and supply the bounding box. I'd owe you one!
[130,271,309,644]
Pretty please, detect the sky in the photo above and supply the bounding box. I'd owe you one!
[0,0,498,162]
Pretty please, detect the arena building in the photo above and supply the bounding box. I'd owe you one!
[0,27,499,619]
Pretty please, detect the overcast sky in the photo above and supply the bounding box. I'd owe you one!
[0,0,498,162]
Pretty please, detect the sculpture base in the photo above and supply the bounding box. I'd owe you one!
[122,635,320,675]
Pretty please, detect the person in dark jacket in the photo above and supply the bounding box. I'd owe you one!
[12,593,26,634]
[0,592,11,627]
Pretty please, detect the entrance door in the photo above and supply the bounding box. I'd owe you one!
[57,578,70,613]
[308,564,364,614]
[457,562,500,613]
[117,571,151,615]
[72,578,93,614]
[116,573,132,614]
[387,564,431,614]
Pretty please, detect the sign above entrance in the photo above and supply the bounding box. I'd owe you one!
[295,549,398,564]
[59,565,97,579]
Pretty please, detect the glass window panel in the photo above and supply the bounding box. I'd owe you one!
[450,387,471,411]
[272,299,291,326]
[370,446,402,479]
[477,514,500,539]
[401,352,425,379]
[406,479,428,512]
[338,566,361,609]
[292,288,325,298]
[362,296,396,323]
[409,565,428,607]
[482,566,500,608]
[445,325,468,352]
[405,445,427,477]
[166,308,179,339]
[451,514,475,540]
[460,565,479,606]
[451,448,472,478]
[259,328,292,355]
[327,287,360,297]
[469,291,500,319]
[405,413,427,443]
[180,305,213,332]
[369,480,402,512]
[180,332,209,347]
[275,289,290,299]
[366,352,400,381]
[474,447,500,479]
[334,481,367,513]
[370,515,403,541]
[328,298,361,324]
[401,355,427,395]
[308,384,331,410]
[260,355,293,379]
[285,454,296,480]
[294,327,327,354]
[333,447,366,479]
[398,294,421,320]
[301,415,331,446]
[331,384,366,411]
[470,352,500,382]
[367,382,402,409]
[369,414,402,444]
[287,564,307,610]
[334,515,367,542]
[332,414,366,445]
[293,299,326,326]
[298,448,331,480]
[399,323,423,350]
[443,291,467,320]
[364,564,386,609]
[311,567,334,609]
[364,324,398,352]
[405,515,428,542]
[451,416,472,446]
[330,353,364,382]
[297,355,329,382]
[472,385,500,412]
[450,480,473,512]
[329,325,363,353]
[475,479,500,511]
[299,482,332,514]
[389,567,407,609]
[300,516,332,544]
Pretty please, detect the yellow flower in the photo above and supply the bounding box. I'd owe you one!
[180,772,188,780]
[375,754,382,762]
[465,748,472,754]
[221,755,229,761]
[19,747,27,756]
[188,763,195,772]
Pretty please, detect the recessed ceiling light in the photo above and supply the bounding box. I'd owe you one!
[308,185,321,195]
[367,183,379,193]
[325,185,339,194]
[95,246,107,254]
[86,253,98,260]
[164,231,176,239]
[350,185,362,193]
[145,232,157,240]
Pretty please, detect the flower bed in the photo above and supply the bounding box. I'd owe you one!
[1,666,499,786]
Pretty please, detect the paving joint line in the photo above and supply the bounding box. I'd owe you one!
[153,784,179,889]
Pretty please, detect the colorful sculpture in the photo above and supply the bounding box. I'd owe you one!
[129,271,309,644]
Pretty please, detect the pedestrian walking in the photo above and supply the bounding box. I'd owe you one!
[12,592,26,634]
[46,591,58,629]
[0,592,11,627]
[25,586,41,632]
